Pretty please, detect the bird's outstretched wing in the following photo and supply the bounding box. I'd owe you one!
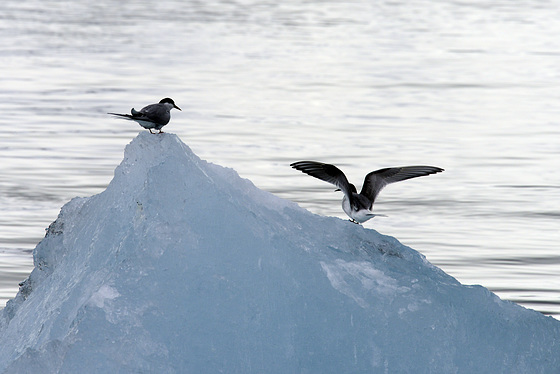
[360,166,444,204]
[290,161,354,198]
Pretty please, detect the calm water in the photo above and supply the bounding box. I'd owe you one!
[1,0,559,319]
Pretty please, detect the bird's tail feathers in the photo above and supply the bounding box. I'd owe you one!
[108,112,133,118]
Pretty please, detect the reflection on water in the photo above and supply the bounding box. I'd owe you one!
[1,0,559,319]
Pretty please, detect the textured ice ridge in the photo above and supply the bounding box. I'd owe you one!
[0,132,558,373]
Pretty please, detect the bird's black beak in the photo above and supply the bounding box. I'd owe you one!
[334,189,341,192]
[174,104,182,111]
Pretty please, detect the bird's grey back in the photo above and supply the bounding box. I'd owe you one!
[138,103,171,126]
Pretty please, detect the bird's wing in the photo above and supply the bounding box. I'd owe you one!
[290,161,354,198]
[360,166,444,204]
[137,104,170,125]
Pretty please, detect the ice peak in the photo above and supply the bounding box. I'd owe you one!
[0,132,559,373]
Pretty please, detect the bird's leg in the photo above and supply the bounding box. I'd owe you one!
[149,129,155,134]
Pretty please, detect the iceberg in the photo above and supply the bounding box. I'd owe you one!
[0,132,558,373]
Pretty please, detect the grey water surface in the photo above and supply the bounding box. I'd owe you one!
[1,0,559,318]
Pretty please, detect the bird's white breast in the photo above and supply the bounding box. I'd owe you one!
[341,196,352,218]
[342,196,375,223]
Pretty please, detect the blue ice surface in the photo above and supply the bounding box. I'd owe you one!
[0,132,558,373]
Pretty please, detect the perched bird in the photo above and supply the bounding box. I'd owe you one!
[290,161,444,224]
[108,98,181,133]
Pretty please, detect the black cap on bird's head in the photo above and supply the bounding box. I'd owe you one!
[159,97,182,111]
